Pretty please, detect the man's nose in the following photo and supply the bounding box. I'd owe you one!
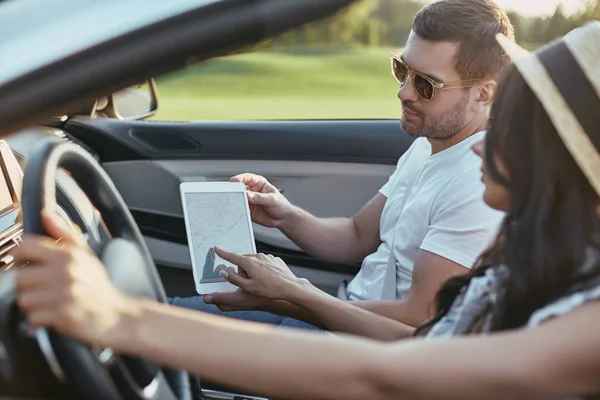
[397,75,419,102]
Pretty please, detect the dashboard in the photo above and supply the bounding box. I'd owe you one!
[0,140,24,274]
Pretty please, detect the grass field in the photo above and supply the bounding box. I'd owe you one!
[152,45,402,121]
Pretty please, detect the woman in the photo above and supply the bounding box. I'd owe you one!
[12,22,600,399]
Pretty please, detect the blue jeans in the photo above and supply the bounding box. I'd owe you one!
[168,295,321,331]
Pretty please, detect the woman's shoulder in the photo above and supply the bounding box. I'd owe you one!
[426,260,600,337]
[528,281,600,327]
[425,266,508,338]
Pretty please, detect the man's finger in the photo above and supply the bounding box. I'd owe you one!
[229,173,248,183]
[230,173,263,186]
[246,192,278,207]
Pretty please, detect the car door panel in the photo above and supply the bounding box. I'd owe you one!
[102,159,394,252]
[101,159,388,295]
[64,118,413,296]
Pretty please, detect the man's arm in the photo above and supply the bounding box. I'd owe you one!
[267,170,499,337]
[349,250,468,327]
[278,193,386,265]
[271,250,468,340]
[233,172,387,266]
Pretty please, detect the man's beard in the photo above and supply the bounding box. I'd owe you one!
[400,92,469,140]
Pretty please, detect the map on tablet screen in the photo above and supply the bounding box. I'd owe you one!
[180,182,256,294]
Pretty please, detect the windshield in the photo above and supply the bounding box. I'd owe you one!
[0,0,221,84]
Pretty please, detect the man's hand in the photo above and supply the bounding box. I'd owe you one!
[230,173,293,228]
[13,210,137,349]
[213,247,305,301]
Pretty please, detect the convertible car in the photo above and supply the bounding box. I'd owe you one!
[0,0,414,399]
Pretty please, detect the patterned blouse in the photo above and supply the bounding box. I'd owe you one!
[426,265,600,399]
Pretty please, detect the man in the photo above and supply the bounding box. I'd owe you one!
[170,0,513,340]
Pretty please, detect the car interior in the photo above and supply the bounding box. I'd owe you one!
[0,80,413,400]
[0,0,418,399]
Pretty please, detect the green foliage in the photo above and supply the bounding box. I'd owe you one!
[263,0,424,48]
[255,0,599,50]
[545,5,575,41]
[575,0,600,22]
[150,0,600,121]
[153,46,401,121]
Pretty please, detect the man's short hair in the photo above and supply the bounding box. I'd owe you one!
[412,0,515,80]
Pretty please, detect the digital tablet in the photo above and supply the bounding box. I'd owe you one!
[180,181,256,294]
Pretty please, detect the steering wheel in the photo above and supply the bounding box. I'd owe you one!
[19,138,192,400]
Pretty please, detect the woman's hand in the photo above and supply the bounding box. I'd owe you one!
[204,288,275,312]
[213,247,306,301]
[204,267,272,311]
[13,210,138,349]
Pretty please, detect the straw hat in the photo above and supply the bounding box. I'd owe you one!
[495,21,600,196]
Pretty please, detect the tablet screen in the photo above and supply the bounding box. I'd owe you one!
[183,191,255,286]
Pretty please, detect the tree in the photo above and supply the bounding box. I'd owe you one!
[545,5,572,40]
[372,0,425,46]
[576,0,600,23]
[505,11,523,42]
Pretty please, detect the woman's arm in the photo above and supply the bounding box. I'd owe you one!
[206,285,415,340]
[118,298,600,400]
[14,212,600,400]
[120,299,389,399]
[212,248,416,340]
[278,250,468,338]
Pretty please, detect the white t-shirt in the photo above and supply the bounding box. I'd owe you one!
[346,131,504,301]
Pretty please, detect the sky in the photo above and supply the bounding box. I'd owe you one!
[424,0,586,17]
[487,0,585,17]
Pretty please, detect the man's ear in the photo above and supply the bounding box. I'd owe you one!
[476,79,497,107]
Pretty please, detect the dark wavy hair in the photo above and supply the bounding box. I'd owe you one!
[416,63,600,334]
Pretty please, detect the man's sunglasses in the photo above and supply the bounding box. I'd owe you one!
[390,52,490,101]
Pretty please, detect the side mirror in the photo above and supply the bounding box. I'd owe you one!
[96,78,158,120]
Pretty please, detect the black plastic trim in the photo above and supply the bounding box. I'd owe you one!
[131,210,361,275]
[65,118,412,164]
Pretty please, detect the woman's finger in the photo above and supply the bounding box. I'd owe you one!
[214,248,256,272]
[237,267,249,279]
[14,261,67,291]
[25,309,60,329]
[216,305,240,312]
[17,287,67,310]
[221,268,252,290]
[208,289,252,306]
[42,209,86,246]
[12,237,66,266]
